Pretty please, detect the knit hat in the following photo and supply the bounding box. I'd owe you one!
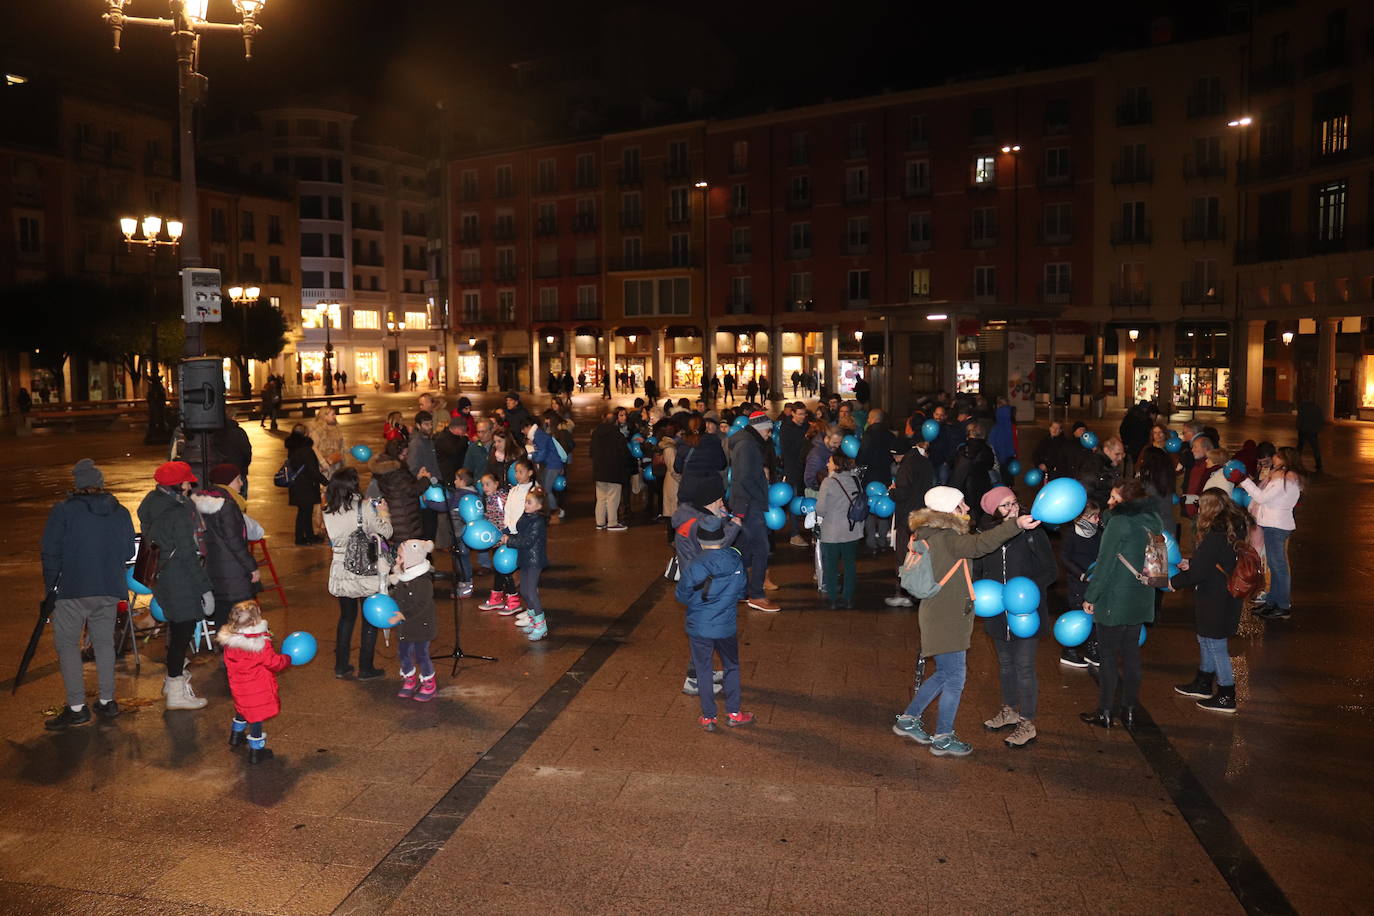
[72,458,103,489]
[923,485,965,514]
[748,410,772,430]
[697,514,725,541]
[703,410,721,423]
[692,474,726,508]
[980,486,1016,516]
[154,461,197,486]
[396,539,434,569]
[209,463,243,486]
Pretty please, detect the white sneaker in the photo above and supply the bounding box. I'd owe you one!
[514,612,531,627]
[885,595,913,607]
[606,523,627,532]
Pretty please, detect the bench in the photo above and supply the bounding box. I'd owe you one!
[22,402,149,433]
[228,393,364,420]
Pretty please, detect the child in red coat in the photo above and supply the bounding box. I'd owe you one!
[216,600,292,764]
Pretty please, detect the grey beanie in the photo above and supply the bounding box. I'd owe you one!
[72,458,103,489]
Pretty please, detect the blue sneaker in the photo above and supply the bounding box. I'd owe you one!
[929,733,972,757]
[892,715,932,745]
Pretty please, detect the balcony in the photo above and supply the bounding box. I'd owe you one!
[1236,227,1370,263]
[460,187,479,203]
[534,178,559,195]
[843,190,871,206]
[844,294,871,310]
[536,305,560,322]
[617,166,642,187]
[728,158,748,175]
[301,287,347,302]
[726,244,752,264]
[663,161,692,181]
[905,235,932,253]
[607,253,700,271]
[967,226,998,249]
[574,301,601,320]
[353,254,384,267]
[967,175,998,193]
[1237,150,1294,183]
[619,210,643,229]
[236,264,264,283]
[492,265,517,282]
[902,181,932,199]
[459,229,481,245]
[493,183,516,199]
[1182,155,1226,181]
[786,194,812,210]
[1110,283,1151,308]
[1302,43,1348,77]
[841,234,871,255]
[353,216,383,231]
[1182,216,1226,243]
[535,218,558,236]
[1110,219,1152,247]
[1037,282,1071,305]
[402,256,426,271]
[1115,100,1153,127]
[573,172,598,190]
[1037,167,1072,188]
[534,261,560,278]
[725,296,753,315]
[268,267,291,284]
[144,153,173,177]
[846,144,868,160]
[1186,91,1226,119]
[401,221,427,237]
[491,223,518,242]
[573,257,599,276]
[1038,221,1072,246]
[1111,158,1153,185]
[572,214,598,233]
[785,245,812,260]
[457,267,482,284]
[1249,59,1294,93]
[1181,279,1226,306]
[728,203,751,218]
[665,207,692,225]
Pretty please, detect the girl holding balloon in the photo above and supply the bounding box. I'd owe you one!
[218,600,294,763]
[501,487,552,641]
[323,468,393,680]
[387,539,439,701]
[477,472,514,612]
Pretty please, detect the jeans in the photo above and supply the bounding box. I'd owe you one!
[1197,635,1233,686]
[820,540,858,602]
[52,596,118,707]
[335,596,379,672]
[397,639,435,678]
[165,618,197,677]
[1296,430,1322,471]
[738,509,770,599]
[1261,526,1292,609]
[992,635,1039,719]
[519,565,543,613]
[594,482,622,526]
[540,467,561,512]
[687,635,741,719]
[902,650,966,736]
[451,539,473,582]
[1096,623,1143,711]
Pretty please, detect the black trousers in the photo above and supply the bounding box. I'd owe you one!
[165,619,197,677]
[1096,623,1143,711]
[335,596,379,672]
[294,504,314,542]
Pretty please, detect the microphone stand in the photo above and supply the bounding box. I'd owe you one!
[431,498,496,676]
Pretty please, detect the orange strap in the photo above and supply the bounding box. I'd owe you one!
[938,557,975,600]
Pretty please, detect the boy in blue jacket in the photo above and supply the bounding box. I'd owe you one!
[674,514,755,731]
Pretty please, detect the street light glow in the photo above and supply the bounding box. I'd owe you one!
[1128,328,1140,341]
[141,215,162,239]
[694,180,708,189]
[926,314,948,321]
[1227,117,1253,127]
[120,217,138,239]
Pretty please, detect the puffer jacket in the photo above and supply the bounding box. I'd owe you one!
[815,468,865,544]
[675,434,728,506]
[803,435,832,491]
[727,426,770,516]
[504,510,549,571]
[857,425,897,487]
[972,514,1056,640]
[905,510,1021,657]
[191,488,257,609]
[323,497,394,598]
[366,455,423,542]
[218,622,291,722]
[1083,497,1162,627]
[137,485,213,623]
[41,491,135,598]
[675,546,748,639]
[390,563,436,643]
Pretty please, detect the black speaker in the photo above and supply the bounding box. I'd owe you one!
[179,357,226,431]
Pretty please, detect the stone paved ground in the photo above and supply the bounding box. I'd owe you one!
[0,393,1369,915]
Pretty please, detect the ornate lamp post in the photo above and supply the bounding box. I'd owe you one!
[316,301,336,396]
[118,215,181,439]
[388,313,407,392]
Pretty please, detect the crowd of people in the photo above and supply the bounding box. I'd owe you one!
[37,382,1311,764]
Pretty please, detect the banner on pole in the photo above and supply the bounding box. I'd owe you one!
[181,268,223,323]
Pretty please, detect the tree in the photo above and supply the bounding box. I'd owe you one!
[204,300,288,397]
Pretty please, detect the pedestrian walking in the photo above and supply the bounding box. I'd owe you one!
[1295,399,1324,472]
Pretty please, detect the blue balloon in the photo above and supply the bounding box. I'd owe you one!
[1138,626,1148,647]
[865,481,888,499]
[868,495,879,512]
[1086,560,1096,581]
[553,474,568,492]
[1222,459,1246,480]
[1164,436,1183,454]
[1003,576,1040,615]
[363,594,400,629]
[1006,460,1022,477]
[642,464,656,482]
[789,495,804,516]
[507,464,519,485]
[871,495,895,518]
[1162,530,1182,566]
[1080,431,1099,449]
[732,416,749,431]
[1031,477,1088,525]
[1171,492,1180,505]
[629,440,644,459]
[423,484,446,504]
[841,435,860,458]
[1023,468,1045,487]
[920,419,940,442]
[127,568,152,596]
[799,497,816,515]
[1231,487,1250,508]
[148,598,165,622]
[1008,611,1040,638]
[281,631,317,665]
[769,482,796,507]
[645,436,657,446]
[1054,610,1093,647]
[493,545,518,574]
[462,519,501,550]
[350,444,373,462]
[458,493,485,522]
[972,579,1005,618]
[764,506,787,530]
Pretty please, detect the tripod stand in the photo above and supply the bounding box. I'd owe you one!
[431,544,496,677]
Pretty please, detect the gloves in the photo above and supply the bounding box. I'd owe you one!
[1225,468,1246,484]
[201,591,215,618]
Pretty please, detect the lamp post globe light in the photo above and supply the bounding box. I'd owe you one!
[388,314,406,392]
[116,214,181,441]
[316,302,335,396]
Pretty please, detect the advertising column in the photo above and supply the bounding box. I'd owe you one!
[1006,330,1035,421]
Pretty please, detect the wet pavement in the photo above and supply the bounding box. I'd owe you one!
[0,393,1369,915]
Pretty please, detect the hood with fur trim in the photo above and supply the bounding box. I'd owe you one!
[216,622,271,652]
[190,492,226,515]
[908,508,970,535]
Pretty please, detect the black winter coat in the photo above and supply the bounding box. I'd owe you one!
[949,439,995,518]
[1032,433,1079,480]
[858,424,897,486]
[1060,524,1102,608]
[1170,529,1242,639]
[675,434,729,507]
[891,450,935,544]
[367,455,423,542]
[392,570,436,643]
[504,510,549,570]
[972,514,1057,640]
[591,421,633,486]
[191,488,257,610]
[1077,451,1122,508]
[434,429,469,483]
[212,420,253,475]
[727,426,770,516]
[137,485,213,623]
[285,432,328,507]
[779,418,810,489]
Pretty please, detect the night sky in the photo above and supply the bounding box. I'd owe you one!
[2,0,1232,139]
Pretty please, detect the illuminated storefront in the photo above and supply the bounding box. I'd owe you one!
[354,350,380,387]
[457,351,484,387]
[406,350,432,385]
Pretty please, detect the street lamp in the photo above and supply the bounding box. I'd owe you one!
[316,301,335,396]
[103,0,271,358]
[1128,328,1140,342]
[120,214,183,250]
[388,312,407,392]
[1281,330,1294,346]
[1002,143,1022,311]
[117,213,181,439]
[227,285,260,304]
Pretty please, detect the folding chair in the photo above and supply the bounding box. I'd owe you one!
[249,538,288,608]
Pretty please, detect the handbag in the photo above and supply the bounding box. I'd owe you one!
[274,459,303,488]
[342,503,378,576]
[1218,539,1264,600]
[132,535,161,589]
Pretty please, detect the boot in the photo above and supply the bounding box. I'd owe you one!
[247,745,274,764]
[334,614,356,678]
[414,674,438,702]
[1079,709,1112,729]
[164,674,207,710]
[396,669,419,699]
[1196,684,1237,713]
[499,592,523,616]
[357,625,384,679]
[229,721,247,748]
[478,590,506,611]
[1174,669,1215,699]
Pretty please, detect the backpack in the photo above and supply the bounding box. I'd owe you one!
[341,502,379,576]
[1219,539,1264,599]
[273,460,303,488]
[899,538,975,601]
[1117,530,1170,589]
[842,478,869,529]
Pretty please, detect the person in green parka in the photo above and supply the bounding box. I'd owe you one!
[1080,477,1162,729]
